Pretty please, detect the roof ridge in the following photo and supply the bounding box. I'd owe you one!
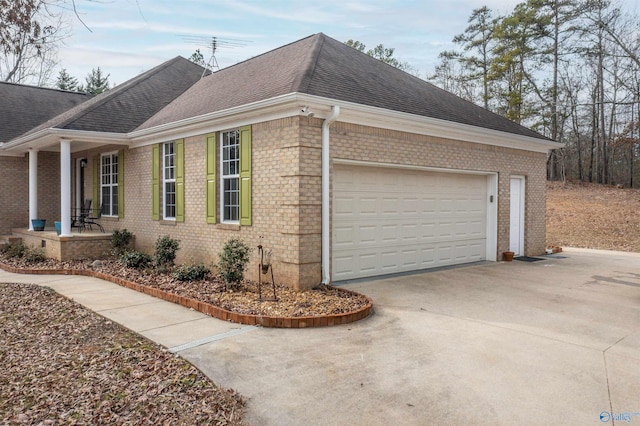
[291,33,326,93]
[0,80,91,96]
[209,33,320,78]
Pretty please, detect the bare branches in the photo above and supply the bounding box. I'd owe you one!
[0,0,69,84]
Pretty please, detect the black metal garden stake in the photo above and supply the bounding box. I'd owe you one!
[257,244,277,301]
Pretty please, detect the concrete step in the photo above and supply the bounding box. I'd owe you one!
[0,236,22,250]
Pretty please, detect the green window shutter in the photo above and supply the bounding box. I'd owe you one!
[239,125,252,226]
[117,150,124,218]
[206,134,217,223]
[93,157,99,208]
[176,139,185,222]
[152,144,160,220]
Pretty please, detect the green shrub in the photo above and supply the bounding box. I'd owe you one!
[3,242,45,263]
[119,250,152,269]
[111,229,133,256]
[217,239,252,289]
[173,263,210,282]
[22,245,45,264]
[154,235,180,268]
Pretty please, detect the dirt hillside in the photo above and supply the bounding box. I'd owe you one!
[546,180,640,252]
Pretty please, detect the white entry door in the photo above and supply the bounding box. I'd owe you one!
[332,165,489,281]
[509,176,525,255]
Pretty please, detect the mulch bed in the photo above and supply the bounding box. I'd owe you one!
[0,256,373,328]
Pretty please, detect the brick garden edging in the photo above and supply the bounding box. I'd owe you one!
[0,262,374,328]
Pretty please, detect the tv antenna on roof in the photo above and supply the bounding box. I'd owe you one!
[179,35,250,77]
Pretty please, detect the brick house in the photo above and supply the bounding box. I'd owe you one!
[0,33,558,289]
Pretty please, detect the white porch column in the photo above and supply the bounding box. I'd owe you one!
[28,149,38,230]
[60,139,72,236]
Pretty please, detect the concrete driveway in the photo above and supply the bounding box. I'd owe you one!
[2,248,637,425]
[181,248,640,426]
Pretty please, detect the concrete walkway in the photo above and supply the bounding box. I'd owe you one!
[1,247,639,425]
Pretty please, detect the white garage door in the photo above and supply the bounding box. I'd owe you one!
[333,165,488,281]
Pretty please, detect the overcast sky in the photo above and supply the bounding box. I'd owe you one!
[57,0,640,86]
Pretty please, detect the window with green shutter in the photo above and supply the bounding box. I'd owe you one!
[99,152,119,216]
[155,141,184,222]
[220,130,240,222]
[220,126,251,225]
[163,142,177,219]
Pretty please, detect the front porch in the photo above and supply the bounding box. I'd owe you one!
[10,228,112,261]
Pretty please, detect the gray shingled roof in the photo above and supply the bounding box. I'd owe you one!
[23,56,205,137]
[0,83,91,143]
[140,33,549,141]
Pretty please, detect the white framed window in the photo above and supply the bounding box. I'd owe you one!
[100,152,118,216]
[163,142,176,219]
[220,130,240,222]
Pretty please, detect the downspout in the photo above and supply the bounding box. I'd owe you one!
[321,105,340,285]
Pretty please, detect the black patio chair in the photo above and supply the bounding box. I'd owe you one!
[72,199,92,232]
[84,203,104,233]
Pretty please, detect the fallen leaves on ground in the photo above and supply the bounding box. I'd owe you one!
[0,282,247,425]
[546,180,640,252]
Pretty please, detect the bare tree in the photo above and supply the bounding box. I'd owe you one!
[0,0,69,84]
[427,50,479,102]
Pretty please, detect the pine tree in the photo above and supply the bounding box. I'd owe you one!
[452,6,497,110]
[55,68,79,91]
[189,48,207,67]
[83,67,110,94]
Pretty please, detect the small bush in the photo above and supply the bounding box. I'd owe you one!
[111,229,133,256]
[5,242,27,259]
[119,250,152,269]
[218,239,252,289]
[173,263,210,282]
[22,246,45,264]
[154,235,180,268]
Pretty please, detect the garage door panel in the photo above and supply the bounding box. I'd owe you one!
[381,197,400,214]
[334,196,355,216]
[432,248,459,263]
[419,247,437,267]
[333,165,488,281]
[358,252,378,273]
[400,249,418,268]
[333,254,355,279]
[435,220,455,238]
[401,225,419,243]
[381,224,400,243]
[420,197,437,214]
[403,198,418,214]
[358,197,378,215]
[359,225,378,244]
